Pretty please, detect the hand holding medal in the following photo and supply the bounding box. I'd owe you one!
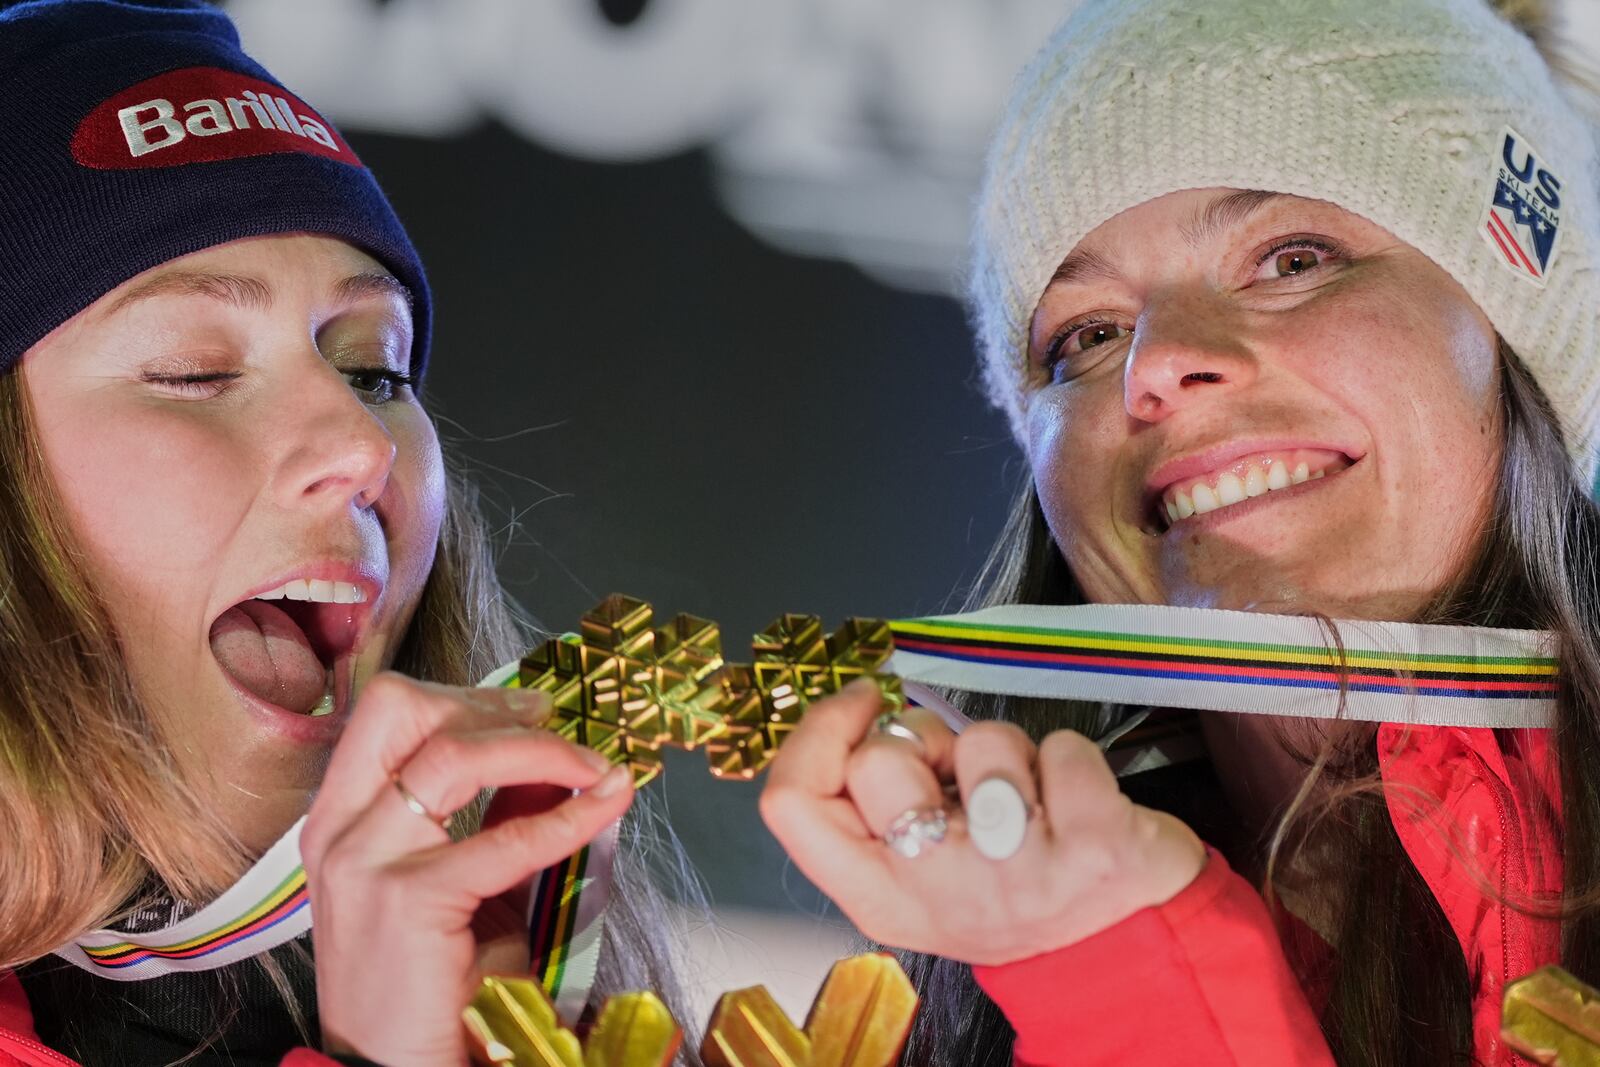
[759,677,1207,967]
[298,674,634,1065]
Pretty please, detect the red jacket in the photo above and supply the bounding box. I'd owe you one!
[974,724,1563,1065]
[1,725,1560,1066]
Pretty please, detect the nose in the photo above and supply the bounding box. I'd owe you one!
[1123,289,1257,423]
[272,361,397,514]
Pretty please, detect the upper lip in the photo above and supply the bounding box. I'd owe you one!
[1143,436,1363,506]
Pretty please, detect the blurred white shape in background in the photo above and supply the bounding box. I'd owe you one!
[225,0,1600,296]
[223,0,1054,293]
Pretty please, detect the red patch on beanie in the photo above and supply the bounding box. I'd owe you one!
[72,66,361,170]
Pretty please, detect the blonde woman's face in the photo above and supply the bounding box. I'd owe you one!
[1025,189,1501,617]
[22,235,444,852]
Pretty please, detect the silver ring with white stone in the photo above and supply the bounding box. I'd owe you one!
[966,778,1032,861]
[872,712,926,753]
[882,806,949,859]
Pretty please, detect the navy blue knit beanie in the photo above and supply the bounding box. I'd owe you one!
[0,0,431,379]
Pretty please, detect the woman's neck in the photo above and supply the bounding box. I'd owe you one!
[1199,710,1317,842]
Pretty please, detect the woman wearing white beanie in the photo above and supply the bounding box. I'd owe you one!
[762,0,1600,1063]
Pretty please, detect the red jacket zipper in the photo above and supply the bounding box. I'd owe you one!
[1477,749,1527,982]
[1475,745,1535,1067]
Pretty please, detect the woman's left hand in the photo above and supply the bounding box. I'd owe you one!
[299,674,633,1066]
[760,679,1207,967]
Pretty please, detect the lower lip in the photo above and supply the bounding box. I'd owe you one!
[1160,461,1358,535]
[218,654,355,746]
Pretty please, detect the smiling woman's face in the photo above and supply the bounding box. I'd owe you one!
[21,234,444,852]
[1026,188,1501,617]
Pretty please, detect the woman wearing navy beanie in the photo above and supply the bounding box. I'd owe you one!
[0,2,688,1064]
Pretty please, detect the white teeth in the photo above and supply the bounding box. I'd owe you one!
[1244,466,1268,498]
[1163,455,1347,526]
[252,579,367,605]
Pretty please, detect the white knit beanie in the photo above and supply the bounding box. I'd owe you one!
[972,0,1600,483]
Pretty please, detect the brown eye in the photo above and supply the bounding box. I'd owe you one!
[1075,323,1127,351]
[1274,248,1322,276]
[1044,317,1131,382]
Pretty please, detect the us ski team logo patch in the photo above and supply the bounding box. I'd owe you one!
[1479,127,1563,287]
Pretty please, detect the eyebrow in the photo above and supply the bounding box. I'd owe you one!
[1179,189,1282,247]
[333,271,414,309]
[105,268,413,317]
[1046,190,1285,288]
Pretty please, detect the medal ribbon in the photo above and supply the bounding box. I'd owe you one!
[53,817,311,978]
[890,604,1557,728]
[54,605,1559,1005]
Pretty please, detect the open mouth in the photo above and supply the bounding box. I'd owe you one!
[1151,448,1357,532]
[208,580,370,719]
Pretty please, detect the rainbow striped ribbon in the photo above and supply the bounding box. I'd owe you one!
[53,605,1557,996]
[54,816,311,979]
[477,658,616,1019]
[49,813,605,1012]
[523,824,616,1020]
[889,604,1557,729]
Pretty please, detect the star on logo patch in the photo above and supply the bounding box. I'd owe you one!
[1479,126,1564,287]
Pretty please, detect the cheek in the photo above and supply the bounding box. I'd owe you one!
[1292,281,1499,466]
[380,409,445,594]
[34,399,248,599]
[1026,384,1123,560]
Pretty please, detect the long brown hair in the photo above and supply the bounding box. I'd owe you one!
[0,370,704,1055]
[894,341,1600,1065]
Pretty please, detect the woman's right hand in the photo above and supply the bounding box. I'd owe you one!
[300,672,634,1066]
[760,680,1205,968]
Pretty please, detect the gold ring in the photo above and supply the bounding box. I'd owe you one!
[391,774,450,830]
[872,712,926,753]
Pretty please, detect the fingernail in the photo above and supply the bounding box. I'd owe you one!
[589,765,631,798]
[845,677,879,696]
[578,746,613,773]
[502,688,550,722]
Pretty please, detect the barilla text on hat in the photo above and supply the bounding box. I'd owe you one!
[72,67,361,170]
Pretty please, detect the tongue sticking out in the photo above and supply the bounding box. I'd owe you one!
[209,600,328,714]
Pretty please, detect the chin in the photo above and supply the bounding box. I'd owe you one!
[1166,580,1433,620]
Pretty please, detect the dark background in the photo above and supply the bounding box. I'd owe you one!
[347,124,1020,911]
